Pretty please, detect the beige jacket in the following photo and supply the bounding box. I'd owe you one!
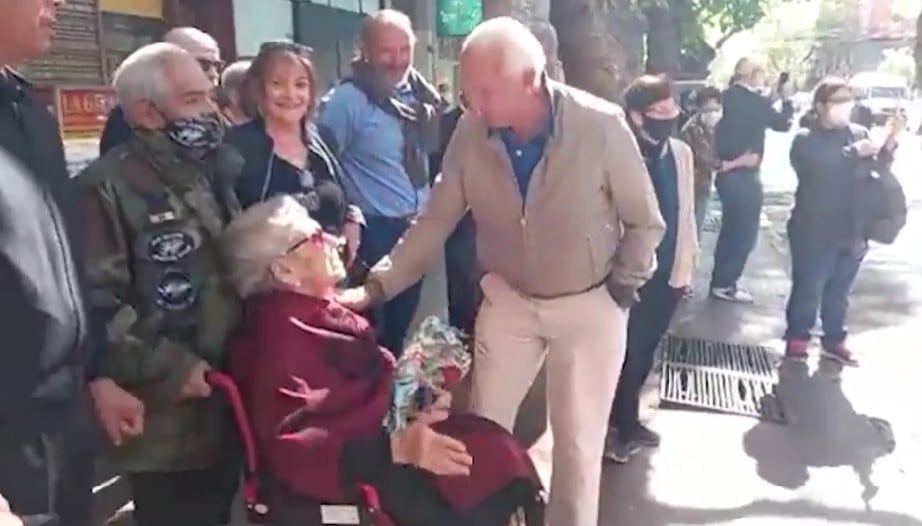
[663,137,699,289]
[370,80,666,300]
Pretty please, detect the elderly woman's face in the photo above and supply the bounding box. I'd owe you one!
[274,225,346,291]
[261,53,312,125]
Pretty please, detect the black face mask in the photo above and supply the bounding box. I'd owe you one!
[641,115,676,145]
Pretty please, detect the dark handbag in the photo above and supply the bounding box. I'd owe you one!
[846,128,907,245]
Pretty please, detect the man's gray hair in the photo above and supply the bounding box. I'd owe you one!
[163,26,219,53]
[222,195,320,298]
[462,17,547,79]
[112,42,188,107]
[359,8,416,49]
[221,60,251,90]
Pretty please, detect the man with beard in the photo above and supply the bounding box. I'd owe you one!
[99,27,224,156]
[77,43,242,525]
[317,9,442,355]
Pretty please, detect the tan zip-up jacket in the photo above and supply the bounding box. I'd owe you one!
[370,80,666,300]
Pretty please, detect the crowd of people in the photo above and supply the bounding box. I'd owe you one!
[0,1,907,526]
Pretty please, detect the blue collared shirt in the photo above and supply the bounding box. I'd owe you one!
[316,82,430,218]
[497,114,553,199]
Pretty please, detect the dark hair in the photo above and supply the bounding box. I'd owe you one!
[242,41,317,121]
[812,76,849,107]
[695,86,722,105]
[624,74,673,112]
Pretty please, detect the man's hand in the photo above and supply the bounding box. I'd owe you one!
[738,151,761,168]
[342,221,362,267]
[415,391,452,425]
[607,282,639,309]
[851,138,877,158]
[391,422,472,476]
[179,360,212,400]
[335,285,375,312]
[89,378,144,446]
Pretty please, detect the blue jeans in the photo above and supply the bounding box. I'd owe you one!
[358,215,424,356]
[444,212,479,336]
[694,185,711,237]
[710,168,763,290]
[609,275,683,434]
[784,233,867,345]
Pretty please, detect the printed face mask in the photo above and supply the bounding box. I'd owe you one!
[164,112,225,151]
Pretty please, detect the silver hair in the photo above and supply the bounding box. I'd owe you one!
[222,195,320,298]
[162,26,219,54]
[462,17,547,79]
[220,60,251,90]
[359,9,416,50]
[112,42,188,108]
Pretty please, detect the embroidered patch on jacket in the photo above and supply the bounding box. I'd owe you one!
[155,268,198,310]
[148,230,200,263]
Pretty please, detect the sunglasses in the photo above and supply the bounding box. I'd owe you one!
[258,41,314,58]
[198,58,225,72]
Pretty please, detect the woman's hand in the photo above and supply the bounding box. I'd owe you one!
[391,422,473,476]
[342,221,362,267]
[415,391,452,425]
[851,138,877,158]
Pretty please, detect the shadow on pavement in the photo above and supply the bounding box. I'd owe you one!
[744,359,896,510]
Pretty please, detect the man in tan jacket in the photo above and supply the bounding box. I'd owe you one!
[338,17,665,526]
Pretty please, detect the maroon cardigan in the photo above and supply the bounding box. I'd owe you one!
[229,289,539,512]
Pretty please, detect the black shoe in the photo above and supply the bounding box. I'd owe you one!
[632,424,661,448]
[603,438,641,464]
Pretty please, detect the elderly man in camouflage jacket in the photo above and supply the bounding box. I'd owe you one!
[77,42,242,526]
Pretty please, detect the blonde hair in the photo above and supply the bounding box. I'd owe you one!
[222,196,320,298]
[462,17,547,80]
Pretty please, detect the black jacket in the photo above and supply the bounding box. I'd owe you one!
[715,84,794,163]
[0,70,88,429]
[99,104,133,156]
[226,119,362,234]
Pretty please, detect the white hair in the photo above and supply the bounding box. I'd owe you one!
[222,195,320,298]
[112,42,190,108]
[163,26,219,54]
[462,17,547,78]
[220,60,251,89]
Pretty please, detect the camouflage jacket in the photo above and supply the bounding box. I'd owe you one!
[77,131,243,473]
[680,116,720,192]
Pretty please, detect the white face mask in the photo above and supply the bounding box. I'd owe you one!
[700,110,722,127]
[827,102,854,127]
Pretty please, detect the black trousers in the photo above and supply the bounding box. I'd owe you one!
[609,276,683,436]
[127,463,240,526]
[0,401,97,526]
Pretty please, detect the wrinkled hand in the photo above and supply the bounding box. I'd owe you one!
[415,391,452,425]
[335,286,373,312]
[89,378,145,446]
[607,282,639,309]
[342,221,362,267]
[391,422,472,476]
[851,138,877,158]
[179,360,212,400]
[0,494,22,526]
[279,376,330,411]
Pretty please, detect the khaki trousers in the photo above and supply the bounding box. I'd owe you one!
[471,274,628,526]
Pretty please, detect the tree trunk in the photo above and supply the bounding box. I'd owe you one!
[644,0,682,75]
[550,0,628,101]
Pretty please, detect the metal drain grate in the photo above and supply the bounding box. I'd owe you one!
[659,336,786,423]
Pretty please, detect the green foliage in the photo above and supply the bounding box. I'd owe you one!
[436,0,483,37]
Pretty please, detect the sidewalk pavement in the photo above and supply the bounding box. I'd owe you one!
[593,210,922,526]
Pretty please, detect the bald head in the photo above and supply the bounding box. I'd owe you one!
[358,9,415,88]
[163,26,222,85]
[461,17,546,81]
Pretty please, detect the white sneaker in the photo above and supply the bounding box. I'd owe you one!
[710,285,753,303]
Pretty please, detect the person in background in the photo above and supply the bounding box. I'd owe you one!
[337,17,665,526]
[226,42,364,266]
[100,26,224,156]
[1,1,142,524]
[77,43,242,525]
[217,59,252,126]
[681,86,761,236]
[604,75,698,464]
[317,9,442,355]
[710,57,794,303]
[784,77,899,366]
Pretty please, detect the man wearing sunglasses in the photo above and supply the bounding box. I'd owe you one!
[99,26,224,156]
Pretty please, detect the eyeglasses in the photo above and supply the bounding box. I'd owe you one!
[284,230,343,255]
[257,41,313,58]
[198,58,225,72]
